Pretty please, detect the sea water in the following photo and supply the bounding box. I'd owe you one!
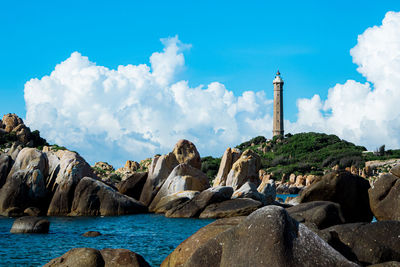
[0,214,214,267]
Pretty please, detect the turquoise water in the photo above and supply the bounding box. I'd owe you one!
[0,214,214,267]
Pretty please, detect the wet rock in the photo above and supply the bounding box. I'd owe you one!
[199,198,262,219]
[298,171,373,223]
[10,216,50,233]
[23,207,41,216]
[82,231,102,237]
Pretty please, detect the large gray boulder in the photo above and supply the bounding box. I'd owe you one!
[0,148,49,215]
[369,172,400,221]
[286,201,346,230]
[182,205,358,267]
[116,172,148,200]
[47,151,94,216]
[149,163,210,211]
[199,198,262,219]
[232,181,267,204]
[153,191,199,214]
[320,221,400,265]
[165,186,233,218]
[69,177,147,216]
[44,248,150,267]
[10,216,50,233]
[298,171,372,223]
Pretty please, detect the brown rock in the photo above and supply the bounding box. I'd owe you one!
[172,139,201,169]
[124,160,140,172]
[82,231,102,237]
[161,217,245,267]
[117,172,148,200]
[10,216,49,233]
[153,191,198,214]
[100,248,151,267]
[199,198,262,219]
[2,113,23,133]
[0,153,12,189]
[23,207,41,216]
[225,149,261,190]
[212,147,241,187]
[149,163,210,211]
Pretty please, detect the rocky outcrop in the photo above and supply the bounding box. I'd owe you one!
[199,198,262,219]
[140,140,202,206]
[0,148,49,215]
[47,151,94,216]
[161,217,245,267]
[368,172,400,221]
[232,181,266,204]
[320,221,400,265]
[225,149,261,190]
[286,201,345,230]
[212,147,241,187]
[153,191,199,214]
[298,171,373,223]
[116,172,148,200]
[165,186,233,218]
[10,216,50,233]
[2,114,31,144]
[69,177,147,216]
[0,153,12,188]
[180,205,358,267]
[258,178,276,204]
[149,164,210,211]
[82,231,102,237]
[44,248,151,267]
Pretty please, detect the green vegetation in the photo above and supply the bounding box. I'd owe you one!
[201,156,221,184]
[0,131,18,149]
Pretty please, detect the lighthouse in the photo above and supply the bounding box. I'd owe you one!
[273,70,284,137]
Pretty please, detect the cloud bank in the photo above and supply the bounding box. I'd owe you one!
[24,11,400,166]
[289,11,400,150]
[24,36,272,166]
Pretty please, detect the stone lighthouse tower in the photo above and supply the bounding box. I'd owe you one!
[273,70,284,137]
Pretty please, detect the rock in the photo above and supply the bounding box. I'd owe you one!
[199,198,262,219]
[0,148,49,215]
[47,151,94,216]
[44,248,105,266]
[232,181,265,203]
[124,160,140,172]
[69,177,147,216]
[295,175,306,187]
[182,205,358,267]
[4,207,24,217]
[286,201,345,230]
[154,191,199,214]
[93,161,114,173]
[2,113,23,133]
[276,183,289,194]
[172,139,201,169]
[390,164,400,178]
[320,221,400,265]
[8,142,23,160]
[306,174,320,186]
[12,124,31,144]
[165,186,233,218]
[44,248,150,267]
[368,173,400,221]
[10,216,49,233]
[368,262,400,267]
[23,207,41,216]
[212,147,241,187]
[149,163,210,211]
[289,173,296,184]
[139,153,178,206]
[161,217,245,267]
[82,231,102,237]
[258,178,276,204]
[225,149,261,190]
[298,171,373,223]
[100,248,151,267]
[0,153,12,189]
[116,172,148,200]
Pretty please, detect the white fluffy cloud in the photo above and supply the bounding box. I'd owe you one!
[24,11,400,166]
[24,36,272,166]
[289,11,400,150]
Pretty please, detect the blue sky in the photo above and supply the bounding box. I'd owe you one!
[1,0,396,119]
[1,1,400,165]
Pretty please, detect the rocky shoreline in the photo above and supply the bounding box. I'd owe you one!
[2,113,400,266]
